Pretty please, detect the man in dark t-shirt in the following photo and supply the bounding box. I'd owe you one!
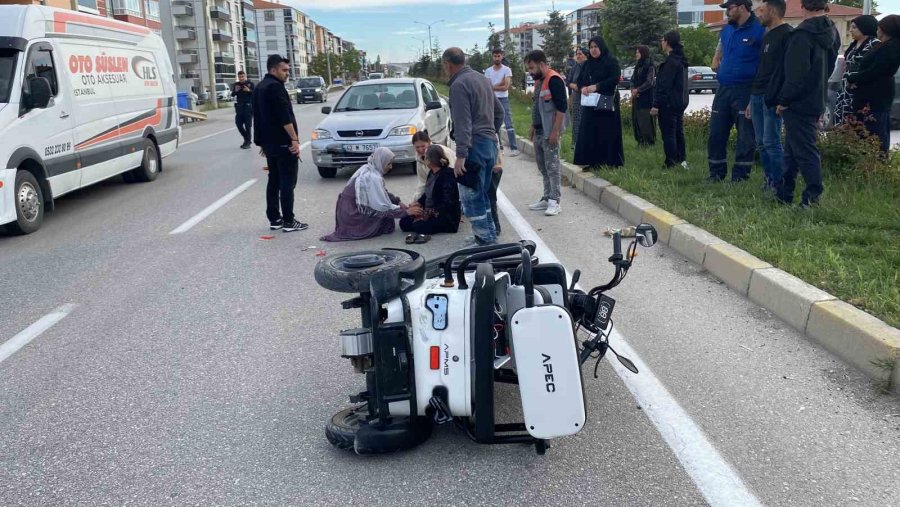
[524,50,568,217]
[232,70,254,149]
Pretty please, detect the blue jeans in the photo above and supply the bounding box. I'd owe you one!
[750,94,784,187]
[459,136,498,244]
[497,97,518,151]
[708,85,756,180]
[863,110,891,153]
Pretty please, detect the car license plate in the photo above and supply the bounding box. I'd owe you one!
[704,75,715,79]
[344,144,376,153]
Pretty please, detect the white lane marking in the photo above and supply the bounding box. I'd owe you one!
[181,127,236,147]
[496,190,762,507]
[0,304,77,364]
[169,179,257,234]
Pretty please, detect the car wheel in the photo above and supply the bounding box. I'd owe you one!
[297,96,302,104]
[317,166,337,178]
[315,249,415,293]
[7,170,44,235]
[128,139,160,183]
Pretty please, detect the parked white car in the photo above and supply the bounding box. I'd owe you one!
[215,83,231,101]
[311,78,451,178]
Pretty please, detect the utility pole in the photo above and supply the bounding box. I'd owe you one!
[325,45,333,87]
[414,19,444,57]
[412,36,426,58]
[504,0,510,44]
[864,0,872,15]
[203,0,218,108]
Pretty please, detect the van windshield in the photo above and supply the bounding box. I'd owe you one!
[0,49,18,104]
[297,78,321,88]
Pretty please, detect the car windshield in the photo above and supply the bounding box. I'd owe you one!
[297,78,320,88]
[335,83,418,111]
[0,50,18,104]
[216,84,227,91]
[691,67,714,74]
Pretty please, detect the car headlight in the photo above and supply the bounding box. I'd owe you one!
[388,125,417,136]
[312,129,332,140]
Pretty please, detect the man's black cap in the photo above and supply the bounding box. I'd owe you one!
[719,0,752,9]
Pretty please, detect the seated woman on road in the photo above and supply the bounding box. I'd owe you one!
[399,145,461,239]
[321,147,407,242]
[412,131,455,201]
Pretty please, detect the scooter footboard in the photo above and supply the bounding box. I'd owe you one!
[510,305,586,439]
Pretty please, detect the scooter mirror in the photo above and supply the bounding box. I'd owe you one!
[635,223,658,248]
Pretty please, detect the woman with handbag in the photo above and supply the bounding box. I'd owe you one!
[575,36,625,169]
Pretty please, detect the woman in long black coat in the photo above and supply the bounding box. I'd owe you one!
[846,14,900,152]
[574,35,624,169]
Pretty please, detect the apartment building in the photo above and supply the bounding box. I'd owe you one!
[254,0,308,81]
[565,2,603,48]
[497,22,546,58]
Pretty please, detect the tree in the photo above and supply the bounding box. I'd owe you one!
[680,24,718,66]
[468,43,487,74]
[341,48,362,79]
[487,23,502,52]
[538,9,575,72]
[600,0,675,61]
[833,0,877,10]
[308,53,331,79]
[374,55,382,71]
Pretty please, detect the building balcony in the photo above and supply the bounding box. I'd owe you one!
[180,72,200,79]
[242,0,253,8]
[172,3,193,16]
[242,14,255,27]
[209,5,231,22]
[175,28,196,40]
[177,50,199,64]
[212,30,233,43]
[214,52,235,64]
[245,38,257,47]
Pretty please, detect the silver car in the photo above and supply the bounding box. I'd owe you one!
[311,78,451,178]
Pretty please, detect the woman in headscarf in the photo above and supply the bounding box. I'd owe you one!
[321,147,407,242]
[566,47,588,151]
[399,144,461,240]
[631,44,657,146]
[846,14,900,152]
[833,15,879,126]
[575,36,625,169]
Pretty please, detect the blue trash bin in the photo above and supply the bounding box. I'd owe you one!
[177,92,190,110]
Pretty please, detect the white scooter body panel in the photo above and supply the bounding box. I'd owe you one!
[387,274,482,417]
[510,305,586,439]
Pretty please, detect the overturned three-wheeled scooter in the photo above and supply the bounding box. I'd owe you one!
[314,224,659,455]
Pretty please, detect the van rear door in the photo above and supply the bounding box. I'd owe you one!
[19,41,77,196]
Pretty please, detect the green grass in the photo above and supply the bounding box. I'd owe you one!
[433,79,900,328]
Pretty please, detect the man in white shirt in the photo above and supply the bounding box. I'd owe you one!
[484,48,520,156]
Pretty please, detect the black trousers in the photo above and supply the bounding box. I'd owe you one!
[658,107,686,167]
[777,110,822,205]
[488,169,502,233]
[264,146,299,223]
[235,104,252,143]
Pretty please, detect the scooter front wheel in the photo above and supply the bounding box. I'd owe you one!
[325,405,433,455]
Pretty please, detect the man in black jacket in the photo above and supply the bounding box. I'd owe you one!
[253,54,307,232]
[232,70,254,149]
[773,0,837,207]
[651,31,689,169]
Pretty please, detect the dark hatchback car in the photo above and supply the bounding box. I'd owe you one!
[296,76,328,104]
[688,66,718,94]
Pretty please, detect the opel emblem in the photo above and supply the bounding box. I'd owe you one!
[356,130,364,137]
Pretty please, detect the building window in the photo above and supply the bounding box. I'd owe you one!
[267,40,278,50]
[113,0,142,17]
[264,10,275,21]
[264,25,276,36]
[283,8,292,17]
[144,0,159,20]
[76,0,99,12]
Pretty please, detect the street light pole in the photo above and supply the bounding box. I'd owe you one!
[412,36,426,58]
[414,19,444,57]
[864,0,872,15]
[504,0,510,44]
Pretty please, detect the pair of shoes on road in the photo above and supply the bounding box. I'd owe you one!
[527,198,561,216]
[270,219,309,232]
[508,149,521,157]
[405,233,431,244]
[240,141,252,149]
[460,236,497,248]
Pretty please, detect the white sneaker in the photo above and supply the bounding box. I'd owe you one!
[545,199,561,216]
[509,149,521,157]
[527,199,548,211]
[681,161,690,170]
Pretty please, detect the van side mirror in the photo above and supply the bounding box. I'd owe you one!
[321,106,332,114]
[425,100,442,111]
[26,77,52,109]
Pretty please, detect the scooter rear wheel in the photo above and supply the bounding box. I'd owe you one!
[325,405,433,455]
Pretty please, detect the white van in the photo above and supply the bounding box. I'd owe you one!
[0,5,180,234]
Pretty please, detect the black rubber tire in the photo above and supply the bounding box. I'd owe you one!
[325,405,366,451]
[7,170,44,235]
[129,139,160,183]
[317,166,337,178]
[297,96,303,104]
[315,249,414,293]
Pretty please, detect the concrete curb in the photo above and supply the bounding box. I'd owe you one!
[517,137,900,394]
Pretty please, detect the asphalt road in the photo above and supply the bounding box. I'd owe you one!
[1,97,899,506]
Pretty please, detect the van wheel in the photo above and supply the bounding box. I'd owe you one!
[317,166,337,178]
[129,139,160,183]
[7,170,44,235]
